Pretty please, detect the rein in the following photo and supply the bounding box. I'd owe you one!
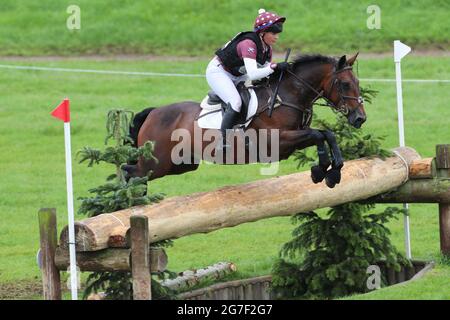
[206,61,364,130]
[285,65,364,115]
[245,84,313,129]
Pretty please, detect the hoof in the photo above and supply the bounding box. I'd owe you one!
[325,168,341,188]
[325,177,336,188]
[311,165,327,183]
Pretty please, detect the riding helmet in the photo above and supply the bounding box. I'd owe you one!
[254,8,286,33]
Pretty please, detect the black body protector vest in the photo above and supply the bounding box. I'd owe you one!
[215,31,271,76]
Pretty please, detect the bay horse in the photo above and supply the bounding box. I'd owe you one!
[124,53,366,188]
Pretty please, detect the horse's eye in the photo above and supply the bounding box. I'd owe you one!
[341,82,351,90]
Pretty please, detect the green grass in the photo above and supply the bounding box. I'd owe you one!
[343,263,450,300]
[0,55,449,299]
[0,0,448,56]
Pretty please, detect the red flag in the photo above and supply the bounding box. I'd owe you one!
[51,98,70,122]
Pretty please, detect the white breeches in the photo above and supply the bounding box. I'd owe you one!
[205,57,247,112]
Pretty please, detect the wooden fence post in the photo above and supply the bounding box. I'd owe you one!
[38,208,62,300]
[436,144,450,256]
[130,215,151,300]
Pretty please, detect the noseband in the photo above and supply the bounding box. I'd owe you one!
[326,66,364,115]
[286,64,364,115]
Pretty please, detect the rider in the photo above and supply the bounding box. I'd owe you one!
[206,9,289,151]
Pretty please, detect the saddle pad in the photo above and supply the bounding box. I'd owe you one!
[200,96,222,111]
[197,89,258,129]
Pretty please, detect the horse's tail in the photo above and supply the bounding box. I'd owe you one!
[123,107,156,179]
[128,107,155,147]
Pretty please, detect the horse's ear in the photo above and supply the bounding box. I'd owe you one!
[337,55,347,70]
[347,52,359,66]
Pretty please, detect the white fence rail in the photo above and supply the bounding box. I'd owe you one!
[0,64,449,83]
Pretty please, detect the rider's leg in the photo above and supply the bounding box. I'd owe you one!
[206,62,242,113]
[220,103,240,147]
[206,61,242,148]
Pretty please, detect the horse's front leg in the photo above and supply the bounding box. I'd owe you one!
[279,129,332,186]
[320,130,344,188]
[311,141,332,184]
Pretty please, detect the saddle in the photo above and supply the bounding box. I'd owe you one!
[198,82,260,130]
[206,82,251,124]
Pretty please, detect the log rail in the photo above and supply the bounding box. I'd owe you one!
[38,145,450,300]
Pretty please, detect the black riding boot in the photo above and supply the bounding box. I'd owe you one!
[216,104,240,151]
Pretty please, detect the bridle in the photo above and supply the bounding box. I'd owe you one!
[285,64,364,115]
[326,66,365,115]
[248,61,364,130]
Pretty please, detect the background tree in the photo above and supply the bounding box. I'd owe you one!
[271,87,410,299]
[77,109,174,300]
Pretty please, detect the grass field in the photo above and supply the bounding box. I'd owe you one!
[0,0,448,56]
[0,54,449,299]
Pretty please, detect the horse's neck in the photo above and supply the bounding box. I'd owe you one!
[288,64,329,105]
[252,63,330,115]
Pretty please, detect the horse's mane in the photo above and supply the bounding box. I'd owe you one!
[269,54,337,81]
[291,54,336,67]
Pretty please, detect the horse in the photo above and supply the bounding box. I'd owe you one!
[123,53,366,188]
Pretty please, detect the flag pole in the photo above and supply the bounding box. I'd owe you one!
[64,120,78,300]
[51,98,78,299]
[394,40,412,259]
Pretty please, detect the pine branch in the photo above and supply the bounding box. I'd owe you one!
[273,88,408,298]
[78,109,174,300]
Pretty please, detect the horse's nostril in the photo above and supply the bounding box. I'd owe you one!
[353,116,366,128]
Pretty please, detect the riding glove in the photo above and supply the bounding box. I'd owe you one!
[275,62,290,72]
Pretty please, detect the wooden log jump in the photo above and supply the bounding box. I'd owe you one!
[367,145,450,255]
[39,144,450,300]
[60,147,426,252]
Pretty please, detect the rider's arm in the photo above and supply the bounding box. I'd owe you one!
[237,39,275,81]
[243,58,275,81]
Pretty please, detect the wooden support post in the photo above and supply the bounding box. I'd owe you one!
[436,145,450,256]
[436,145,450,176]
[38,208,62,300]
[439,204,450,256]
[130,215,151,300]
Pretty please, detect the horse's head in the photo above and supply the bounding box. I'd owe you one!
[323,53,366,128]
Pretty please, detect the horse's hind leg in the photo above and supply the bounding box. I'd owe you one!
[134,147,200,181]
[122,138,173,181]
[122,157,162,181]
[170,163,200,175]
[138,149,173,181]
